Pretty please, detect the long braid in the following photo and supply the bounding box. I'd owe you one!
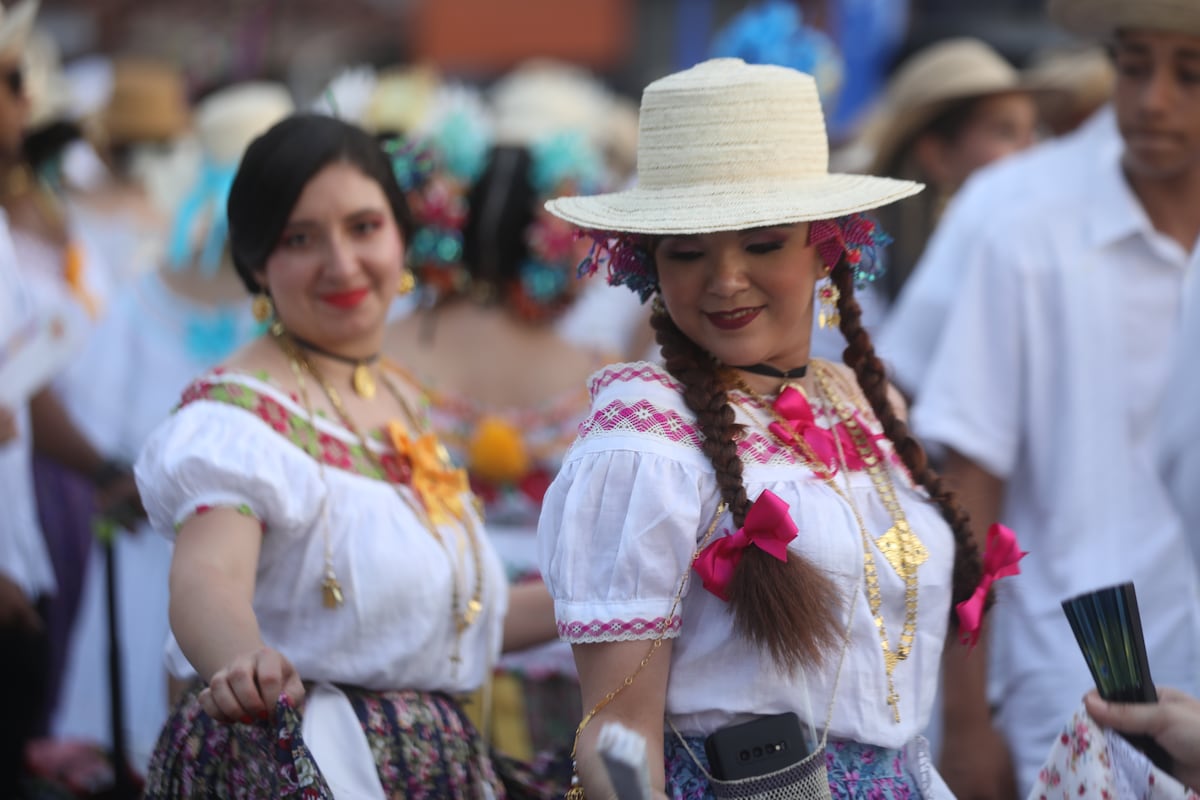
[831,263,984,614]
[652,308,842,669]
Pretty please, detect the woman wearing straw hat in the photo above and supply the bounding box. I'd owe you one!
[538,58,1010,799]
[862,38,1039,304]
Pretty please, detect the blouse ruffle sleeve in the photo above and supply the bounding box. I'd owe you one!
[135,400,325,539]
[538,362,722,645]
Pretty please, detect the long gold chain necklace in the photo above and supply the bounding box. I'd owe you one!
[731,372,920,723]
[277,332,485,665]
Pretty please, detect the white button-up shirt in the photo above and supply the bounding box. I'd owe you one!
[911,121,1200,793]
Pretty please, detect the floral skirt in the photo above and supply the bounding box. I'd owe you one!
[143,683,570,799]
[665,734,923,799]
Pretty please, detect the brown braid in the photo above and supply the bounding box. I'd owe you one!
[652,308,843,669]
[830,262,984,616]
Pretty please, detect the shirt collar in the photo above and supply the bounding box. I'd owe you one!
[1087,146,1154,250]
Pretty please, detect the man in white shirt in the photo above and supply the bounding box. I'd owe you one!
[912,1,1200,797]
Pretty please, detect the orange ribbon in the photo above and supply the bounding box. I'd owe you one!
[387,422,469,525]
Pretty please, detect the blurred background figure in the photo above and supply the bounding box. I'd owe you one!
[69,56,194,287]
[1023,43,1115,136]
[380,68,615,761]
[856,37,1039,305]
[51,81,292,783]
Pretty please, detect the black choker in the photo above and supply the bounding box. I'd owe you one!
[287,333,381,398]
[734,362,808,379]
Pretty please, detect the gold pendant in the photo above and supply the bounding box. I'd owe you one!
[322,575,344,608]
[464,598,482,626]
[875,521,929,579]
[352,364,376,399]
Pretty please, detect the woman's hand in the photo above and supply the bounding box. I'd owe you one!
[1086,688,1200,792]
[199,646,305,724]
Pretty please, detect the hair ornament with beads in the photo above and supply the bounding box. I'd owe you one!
[808,213,893,288]
[384,85,493,297]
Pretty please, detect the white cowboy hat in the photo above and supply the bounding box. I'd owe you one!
[1049,0,1200,38]
[0,0,36,61]
[195,81,294,165]
[545,58,922,235]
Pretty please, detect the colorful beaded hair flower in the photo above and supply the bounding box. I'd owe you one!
[509,131,607,322]
[383,85,492,299]
[576,214,892,303]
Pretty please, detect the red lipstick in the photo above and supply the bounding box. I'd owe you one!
[321,289,369,309]
[705,306,762,330]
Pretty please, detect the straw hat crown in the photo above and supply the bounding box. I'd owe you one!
[862,38,1024,174]
[1049,0,1200,38]
[195,82,294,165]
[546,58,921,235]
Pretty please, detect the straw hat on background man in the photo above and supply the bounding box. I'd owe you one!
[860,37,1033,175]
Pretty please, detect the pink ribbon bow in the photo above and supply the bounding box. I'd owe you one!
[956,523,1027,647]
[694,490,798,602]
[770,387,884,474]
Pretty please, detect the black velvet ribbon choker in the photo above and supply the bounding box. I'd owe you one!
[733,362,808,379]
[288,334,380,366]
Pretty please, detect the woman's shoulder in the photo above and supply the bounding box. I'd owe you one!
[587,360,683,402]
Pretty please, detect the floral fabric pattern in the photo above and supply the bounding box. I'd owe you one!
[665,733,921,799]
[1031,706,1198,800]
[179,374,411,484]
[144,683,569,799]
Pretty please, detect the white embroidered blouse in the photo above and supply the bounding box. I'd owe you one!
[538,361,957,748]
[135,370,509,694]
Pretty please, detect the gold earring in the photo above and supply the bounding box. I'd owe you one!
[252,293,273,323]
[651,294,667,317]
[817,280,840,329]
[397,268,416,296]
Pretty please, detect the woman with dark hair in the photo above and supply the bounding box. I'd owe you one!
[384,121,615,758]
[538,59,1016,799]
[134,113,560,798]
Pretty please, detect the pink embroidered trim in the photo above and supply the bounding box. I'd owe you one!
[589,364,683,398]
[578,399,704,448]
[558,616,682,642]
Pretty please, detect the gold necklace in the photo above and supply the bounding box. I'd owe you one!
[731,373,919,723]
[277,332,486,663]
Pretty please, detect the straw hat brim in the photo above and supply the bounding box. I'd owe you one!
[0,0,37,60]
[1049,0,1200,37]
[546,173,923,235]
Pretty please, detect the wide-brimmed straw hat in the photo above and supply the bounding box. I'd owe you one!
[103,58,190,146]
[545,58,921,236]
[860,38,1031,175]
[0,0,36,61]
[1049,0,1200,38]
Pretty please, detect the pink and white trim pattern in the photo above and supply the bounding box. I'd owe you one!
[589,363,683,399]
[578,399,704,450]
[558,616,683,643]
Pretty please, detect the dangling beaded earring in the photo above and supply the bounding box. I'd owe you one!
[397,268,416,296]
[252,293,273,323]
[817,280,840,329]
[651,294,667,317]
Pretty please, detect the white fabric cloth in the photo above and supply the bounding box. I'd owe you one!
[51,272,260,771]
[539,361,957,749]
[135,371,509,694]
[302,683,387,800]
[0,212,56,599]
[878,106,1121,397]
[1158,266,1200,566]
[912,125,1200,796]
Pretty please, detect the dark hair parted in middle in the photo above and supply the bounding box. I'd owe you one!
[227,114,414,294]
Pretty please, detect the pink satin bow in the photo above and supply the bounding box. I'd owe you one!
[694,490,798,602]
[956,523,1027,647]
[770,387,884,474]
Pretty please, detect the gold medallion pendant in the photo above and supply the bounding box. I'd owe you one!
[322,574,345,608]
[875,521,929,580]
[351,363,376,399]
